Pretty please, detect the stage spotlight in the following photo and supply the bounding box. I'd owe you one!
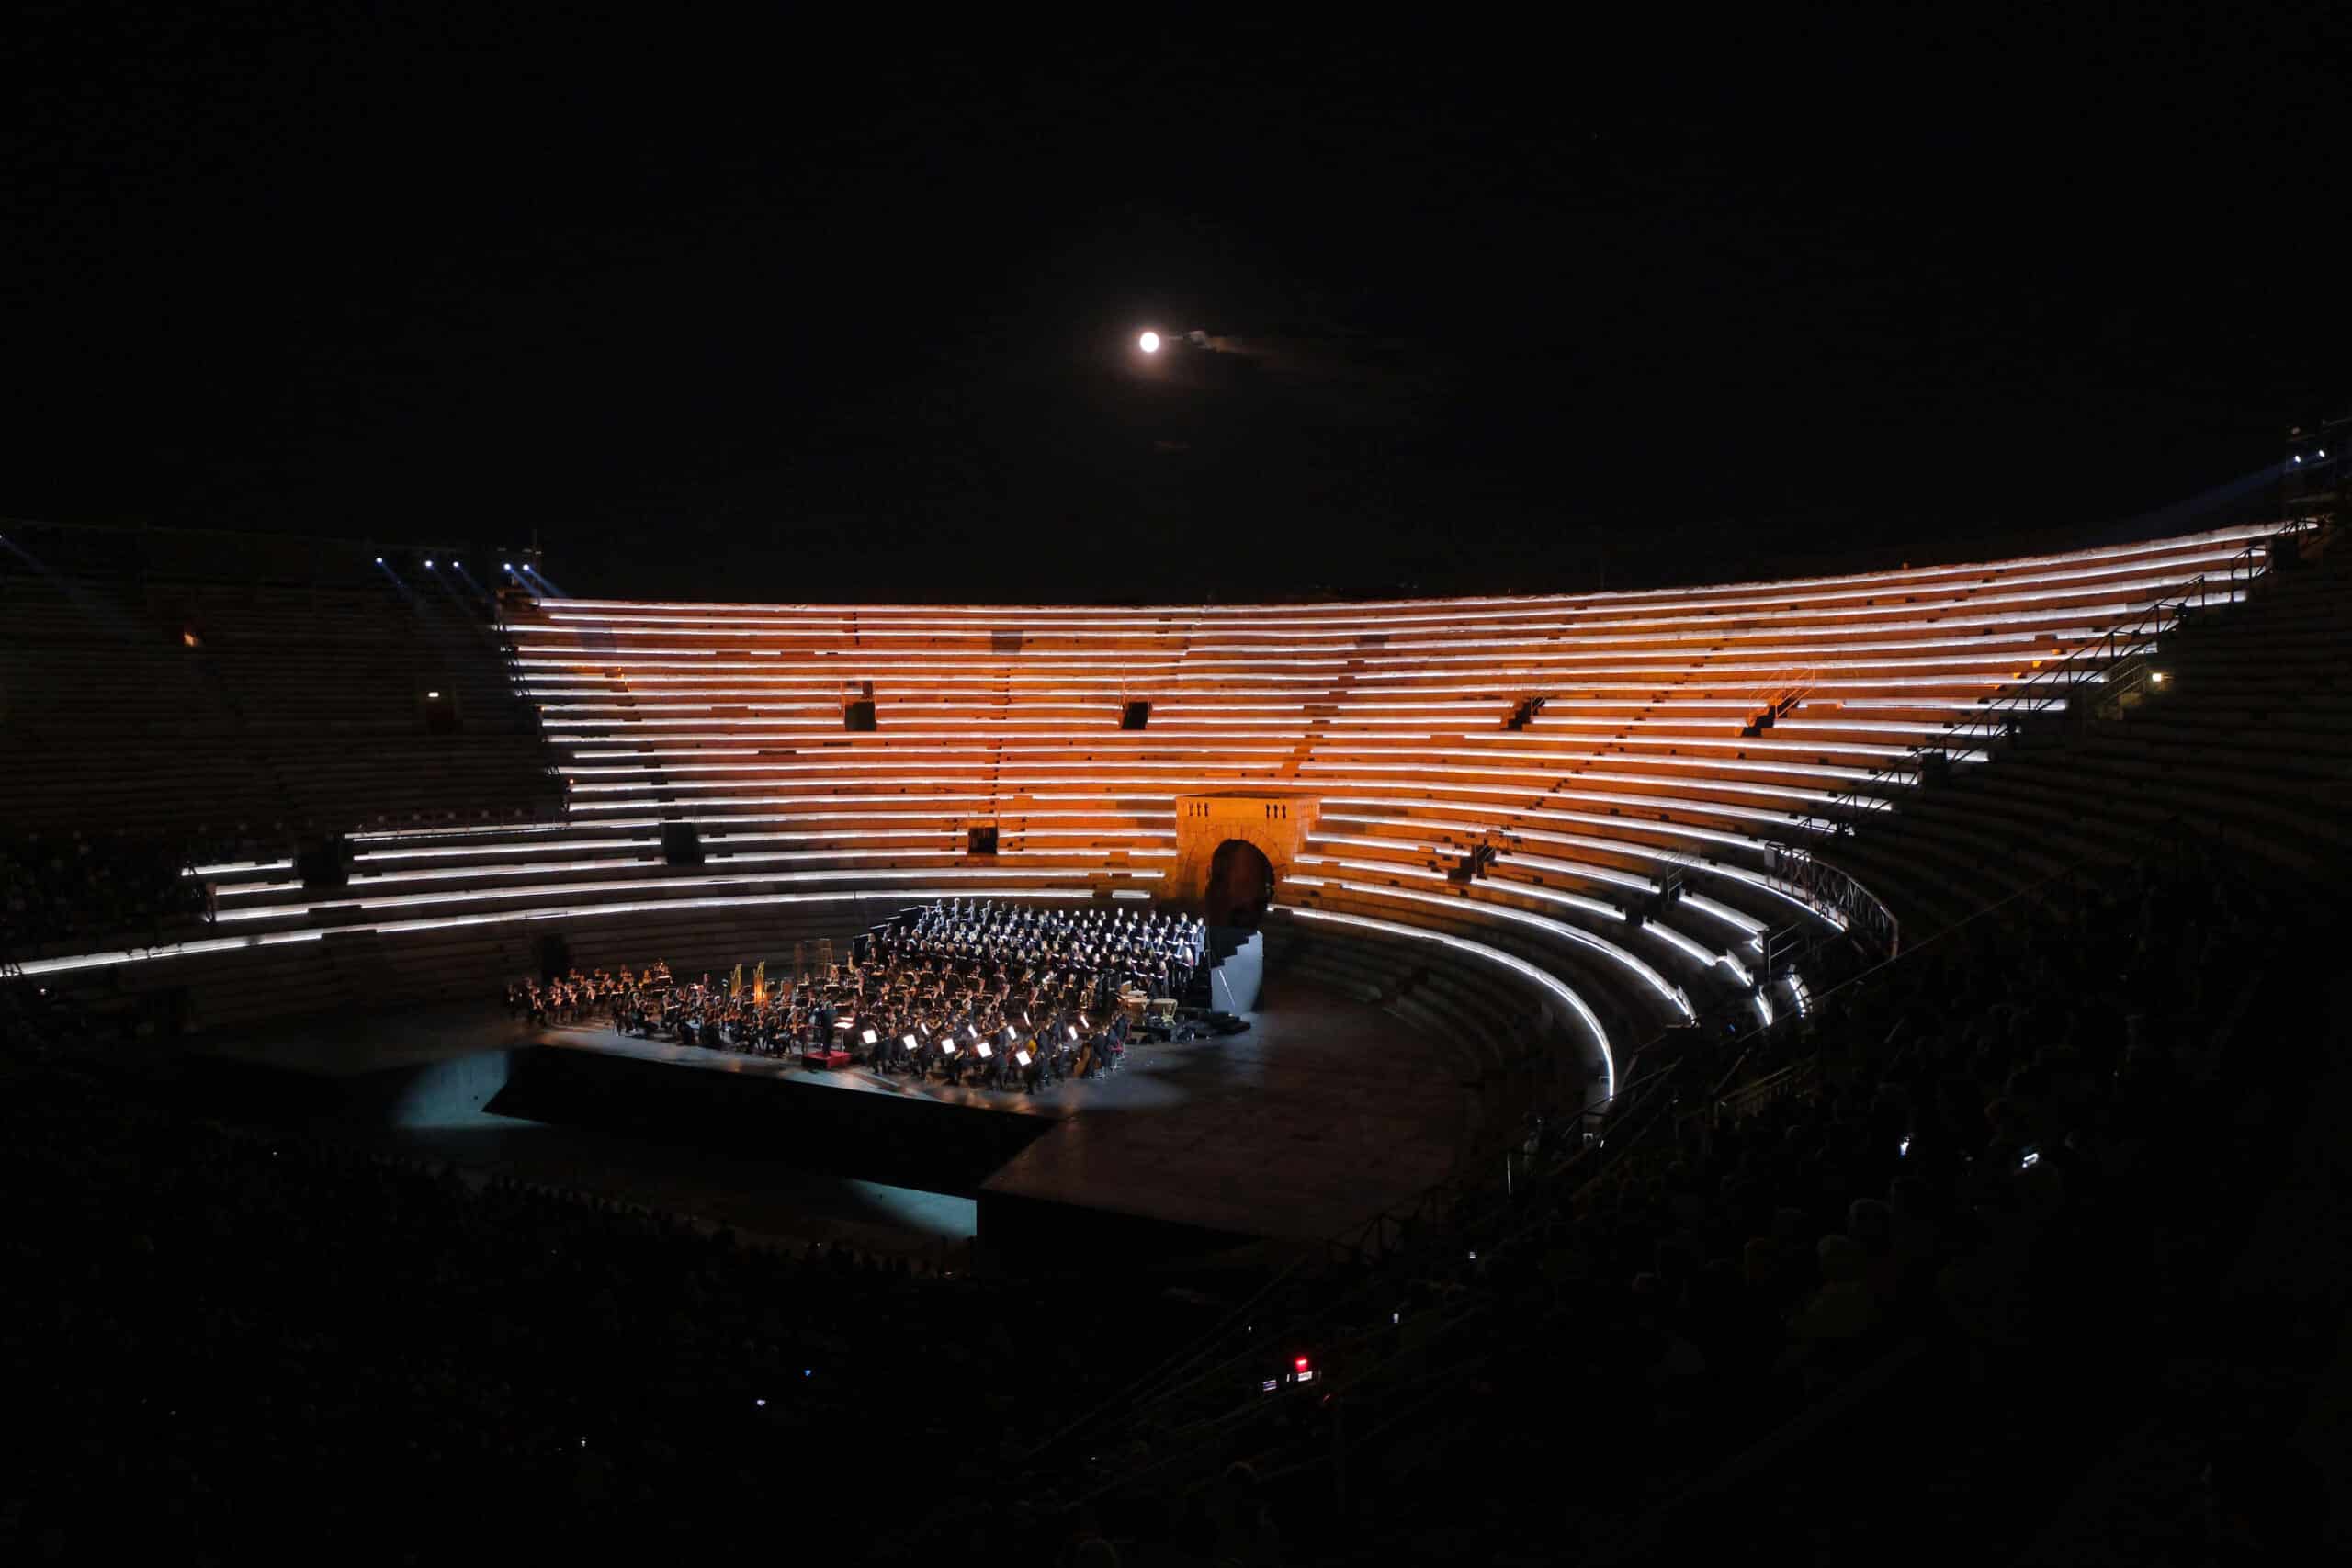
[424,558,435,568]
[1137,331,1161,354]
[374,556,384,564]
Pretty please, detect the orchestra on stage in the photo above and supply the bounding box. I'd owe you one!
[504,899,1208,1093]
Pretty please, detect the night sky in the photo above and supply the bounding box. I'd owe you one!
[6,15,2347,604]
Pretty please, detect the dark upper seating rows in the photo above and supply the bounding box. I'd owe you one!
[0,830,207,960]
[0,569,560,843]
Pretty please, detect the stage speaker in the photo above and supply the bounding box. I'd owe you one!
[844,700,876,731]
[661,821,705,866]
[535,931,571,981]
[967,825,999,855]
[1120,700,1150,730]
[293,834,352,889]
[2268,536,2303,571]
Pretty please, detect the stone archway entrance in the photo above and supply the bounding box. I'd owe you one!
[1204,839,1275,931]
[1170,795,1317,912]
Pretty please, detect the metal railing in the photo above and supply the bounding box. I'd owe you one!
[1763,846,1900,957]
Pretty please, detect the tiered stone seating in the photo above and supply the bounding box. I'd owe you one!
[21,522,2309,1104]
[1826,525,2351,931]
[0,570,558,841]
[0,573,282,836]
[144,577,559,833]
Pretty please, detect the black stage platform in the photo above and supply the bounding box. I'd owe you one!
[193,980,1464,1268]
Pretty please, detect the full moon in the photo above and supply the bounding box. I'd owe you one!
[1137,331,1161,354]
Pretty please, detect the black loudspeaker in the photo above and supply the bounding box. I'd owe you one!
[293,835,352,889]
[662,821,705,866]
[2268,536,2303,571]
[1120,700,1150,730]
[967,825,999,855]
[421,683,461,735]
[844,700,876,731]
[535,931,571,981]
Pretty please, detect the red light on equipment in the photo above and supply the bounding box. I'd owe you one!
[1294,1356,1310,1372]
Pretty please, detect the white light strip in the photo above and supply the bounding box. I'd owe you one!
[1679,892,1771,938]
[23,889,1105,976]
[13,929,327,977]
[1641,918,1752,986]
[213,864,1159,922]
[507,637,2097,678]
[1489,849,1660,894]
[210,838,1176,902]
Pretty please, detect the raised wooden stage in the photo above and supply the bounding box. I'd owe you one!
[191,977,1464,1268]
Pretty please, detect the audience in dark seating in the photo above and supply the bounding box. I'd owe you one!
[0,1037,1214,1556]
[0,830,209,956]
[1019,833,2301,1562]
